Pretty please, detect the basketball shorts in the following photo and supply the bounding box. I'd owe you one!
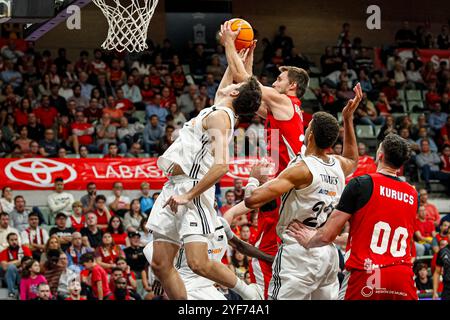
[146,176,218,244]
[338,265,418,300]
[268,242,340,300]
[188,286,227,300]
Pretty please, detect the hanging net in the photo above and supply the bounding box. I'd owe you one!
[92,0,159,52]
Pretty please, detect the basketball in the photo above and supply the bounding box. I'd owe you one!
[228,18,254,50]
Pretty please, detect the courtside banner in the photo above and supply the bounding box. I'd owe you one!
[396,48,450,67]
[0,157,268,190]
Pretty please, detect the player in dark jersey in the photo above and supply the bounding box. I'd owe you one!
[288,134,419,300]
[433,232,450,300]
[220,22,310,297]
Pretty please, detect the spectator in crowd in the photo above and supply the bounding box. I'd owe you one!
[419,189,441,227]
[109,277,135,300]
[415,262,433,291]
[123,231,146,275]
[239,225,251,243]
[26,113,45,142]
[432,220,450,254]
[395,21,416,47]
[416,127,438,153]
[168,103,187,128]
[47,177,75,218]
[69,201,85,233]
[117,116,144,153]
[96,113,119,154]
[106,182,130,218]
[433,231,450,300]
[39,128,60,157]
[71,111,96,154]
[66,231,93,272]
[138,218,152,247]
[95,232,124,273]
[34,96,58,129]
[103,143,123,158]
[416,139,450,193]
[83,98,102,123]
[19,259,47,300]
[246,115,266,157]
[78,72,94,100]
[122,75,142,104]
[78,145,89,158]
[65,280,85,300]
[0,212,20,251]
[230,250,249,281]
[14,126,31,154]
[56,251,79,300]
[40,235,61,269]
[21,212,48,260]
[107,216,129,247]
[345,142,377,182]
[94,194,113,230]
[233,179,244,203]
[49,213,74,252]
[80,182,99,214]
[220,190,236,216]
[116,257,138,294]
[0,233,32,298]
[9,195,31,233]
[125,142,143,158]
[80,252,112,300]
[138,182,153,215]
[124,199,146,233]
[1,60,23,88]
[177,84,197,115]
[429,104,448,135]
[81,212,103,249]
[437,25,449,50]
[35,282,52,300]
[143,114,164,156]
[415,206,437,256]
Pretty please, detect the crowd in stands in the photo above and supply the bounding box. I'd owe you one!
[0,19,449,299]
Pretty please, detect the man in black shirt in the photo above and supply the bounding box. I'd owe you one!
[80,212,103,249]
[433,232,450,300]
[49,213,74,251]
[124,232,146,275]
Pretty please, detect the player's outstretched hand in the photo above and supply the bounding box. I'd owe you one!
[286,219,317,248]
[163,194,190,214]
[219,20,240,46]
[342,82,363,121]
[249,159,271,184]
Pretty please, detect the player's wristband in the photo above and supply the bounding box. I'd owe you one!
[247,177,260,188]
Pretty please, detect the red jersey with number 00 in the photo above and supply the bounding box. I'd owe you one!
[345,173,418,271]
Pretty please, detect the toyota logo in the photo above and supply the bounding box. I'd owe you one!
[5,158,77,188]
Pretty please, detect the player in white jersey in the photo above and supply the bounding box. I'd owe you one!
[144,217,274,300]
[243,83,363,300]
[146,53,263,299]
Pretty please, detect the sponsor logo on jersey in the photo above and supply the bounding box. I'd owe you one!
[319,174,339,185]
[208,248,222,254]
[318,189,337,196]
[379,186,414,205]
[190,222,198,227]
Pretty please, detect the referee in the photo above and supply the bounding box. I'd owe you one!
[433,231,450,300]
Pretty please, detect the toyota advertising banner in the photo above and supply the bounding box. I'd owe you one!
[0,157,268,190]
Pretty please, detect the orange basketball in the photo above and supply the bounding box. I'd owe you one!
[228,18,254,51]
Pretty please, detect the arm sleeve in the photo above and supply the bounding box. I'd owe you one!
[219,217,234,241]
[335,175,373,215]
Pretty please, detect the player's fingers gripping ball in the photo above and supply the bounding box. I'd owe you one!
[228,18,254,51]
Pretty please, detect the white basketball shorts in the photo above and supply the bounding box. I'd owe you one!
[268,242,340,300]
[146,175,218,244]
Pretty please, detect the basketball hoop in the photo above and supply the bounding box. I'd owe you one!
[92,0,159,52]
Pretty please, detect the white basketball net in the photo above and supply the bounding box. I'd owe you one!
[92,0,159,52]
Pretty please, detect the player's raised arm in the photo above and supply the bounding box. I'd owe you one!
[215,67,233,104]
[244,161,313,209]
[335,82,363,177]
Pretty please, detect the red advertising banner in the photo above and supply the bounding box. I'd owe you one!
[0,157,265,190]
[396,48,450,68]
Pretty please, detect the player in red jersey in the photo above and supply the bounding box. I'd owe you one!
[220,22,309,297]
[288,134,419,300]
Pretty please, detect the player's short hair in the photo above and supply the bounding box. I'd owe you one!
[311,112,340,149]
[232,76,262,117]
[279,66,310,98]
[381,134,411,169]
